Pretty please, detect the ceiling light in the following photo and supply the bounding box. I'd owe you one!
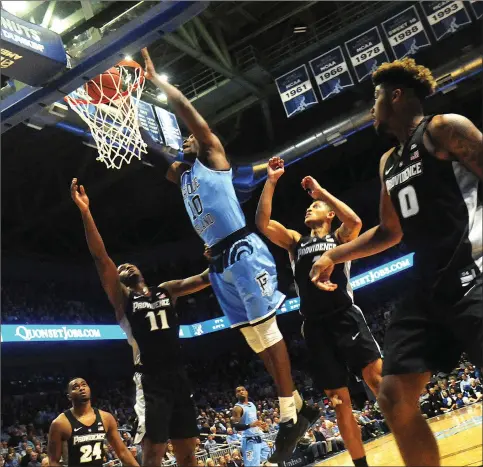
[51,17,65,34]
[124,55,132,61]
[293,26,307,34]
[1,1,27,15]
[158,73,169,82]
[157,92,167,102]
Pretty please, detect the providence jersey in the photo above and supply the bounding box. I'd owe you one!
[292,233,353,317]
[119,286,182,374]
[64,408,106,466]
[383,115,482,296]
[180,159,246,247]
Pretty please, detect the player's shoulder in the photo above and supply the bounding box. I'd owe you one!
[427,113,469,135]
[379,147,397,176]
[50,412,70,433]
[98,409,115,428]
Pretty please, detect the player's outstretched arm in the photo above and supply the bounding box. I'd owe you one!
[71,179,127,321]
[256,157,301,251]
[301,176,362,243]
[103,412,139,467]
[309,150,403,291]
[159,269,210,301]
[141,48,228,170]
[427,114,483,180]
[47,416,68,467]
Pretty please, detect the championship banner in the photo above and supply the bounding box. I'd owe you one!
[308,46,354,100]
[421,1,472,41]
[469,0,483,19]
[154,106,183,151]
[137,100,164,144]
[382,6,431,59]
[275,65,318,118]
[345,27,390,83]
[0,9,68,86]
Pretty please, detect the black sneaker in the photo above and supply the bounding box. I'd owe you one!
[299,402,322,428]
[268,416,310,463]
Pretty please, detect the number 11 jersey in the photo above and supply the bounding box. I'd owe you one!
[119,286,182,374]
[383,115,482,297]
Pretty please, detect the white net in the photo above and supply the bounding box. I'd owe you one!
[65,61,147,169]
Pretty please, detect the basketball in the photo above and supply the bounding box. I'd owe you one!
[85,67,122,101]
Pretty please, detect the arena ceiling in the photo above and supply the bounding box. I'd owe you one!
[2,1,482,262]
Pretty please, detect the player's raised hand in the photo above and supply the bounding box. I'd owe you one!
[301,176,324,199]
[309,254,338,292]
[141,48,157,81]
[267,157,285,182]
[71,178,89,213]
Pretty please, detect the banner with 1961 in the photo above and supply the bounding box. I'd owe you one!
[382,6,431,59]
[345,27,390,82]
[469,0,483,19]
[308,46,354,100]
[275,65,318,118]
[421,1,471,41]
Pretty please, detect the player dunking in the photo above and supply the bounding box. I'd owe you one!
[140,48,313,462]
[71,179,211,467]
[310,58,482,466]
[48,378,138,466]
[256,157,382,467]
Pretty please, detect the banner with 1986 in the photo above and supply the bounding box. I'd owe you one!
[382,6,431,59]
[345,27,390,83]
[275,65,318,118]
[308,46,354,100]
[421,1,471,41]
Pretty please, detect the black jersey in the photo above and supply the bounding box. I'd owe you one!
[292,232,353,317]
[119,286,182,374]
[64,408,106,466]
[383,115,482,297]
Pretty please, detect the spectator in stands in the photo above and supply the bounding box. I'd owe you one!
[165,443,175,462]
[196,460,204,467]
[204,435,217,454]
[455,393,467,408]
[26,452,40,467]
[440,390,456,412]
[1,442,8,457]
[460,374,472,394]
[4,453,18,467]
[469,379,483,400]
[121,431,132,447]
[225,428,241,445]
[205,458,215,467]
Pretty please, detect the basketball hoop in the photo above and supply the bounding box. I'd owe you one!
[64,59,147,169]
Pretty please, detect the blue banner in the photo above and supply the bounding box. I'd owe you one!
[275,65,318,118]
[154,106,183,151]
[137,100,164,144]
[0,9,68,86]
[1,254,415,343]
[421,1,472,41]
[382,6,431,59]
[345,27,390,83]
[308,46,354,100]
[469,0,483,19]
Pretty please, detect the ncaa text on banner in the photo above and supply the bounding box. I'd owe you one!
[382,6,431,59]
[308,46,354,101]
[469,0,483,19]
[345,26,390,83]
[421,1,472,41]
[137,100,164,145]
[275,65,318,118]
[155,106,183,150]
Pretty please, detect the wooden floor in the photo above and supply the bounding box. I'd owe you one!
[315,402,482,466]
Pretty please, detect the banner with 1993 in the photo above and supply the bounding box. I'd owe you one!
[345,27,390,83]
[382,6,431,59]
[421,1,471,41]
[275,65,318,118]
[308,46,354,100]
[469,0,483,19]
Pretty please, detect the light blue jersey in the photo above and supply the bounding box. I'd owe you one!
[180,159,246,247]
[236,401,263,467]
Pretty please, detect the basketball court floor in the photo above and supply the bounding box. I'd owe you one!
[314,403,482,466]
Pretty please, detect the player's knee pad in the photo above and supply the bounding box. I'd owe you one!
[253,317,283,349]
[240,326,266,354]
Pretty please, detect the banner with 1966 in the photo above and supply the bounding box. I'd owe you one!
[308,46,354,100]
[382,6,431,59]
[421,1,471,41]
[469,0,483,19]
[345,27,390,83]
[275,65,318,118]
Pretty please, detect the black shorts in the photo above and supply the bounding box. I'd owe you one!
[302,305,382,390]
[133,370,199,444]
[382,275,482,376]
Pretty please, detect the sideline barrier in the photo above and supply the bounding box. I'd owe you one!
[2,254,414,343]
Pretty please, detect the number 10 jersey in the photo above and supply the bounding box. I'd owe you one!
[383,115,482,298]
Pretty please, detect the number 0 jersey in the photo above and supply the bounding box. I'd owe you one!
[292,232,354,317]
[119,286,182,374]
[64,408,106,466]
[383,115,482,297]
[180,159,247,247]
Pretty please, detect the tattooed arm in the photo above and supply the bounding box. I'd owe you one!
[427,114,483,180]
